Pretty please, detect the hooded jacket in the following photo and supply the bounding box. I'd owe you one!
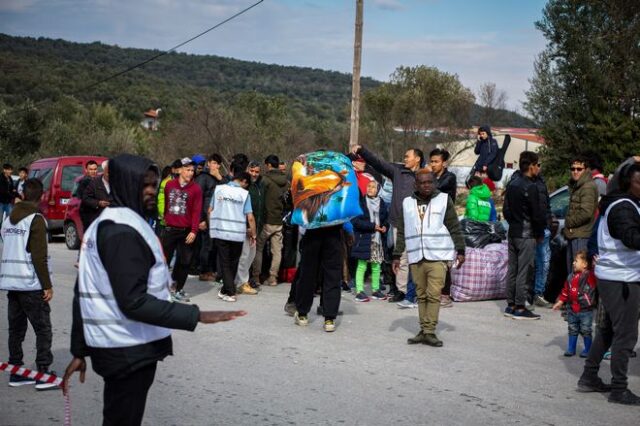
[5,201,52,290]
[473,126,499,171]
[71,154,200,379]
[465,184,492,222]
[262,169,288,225]
[357,145,418,227]
[564,170,599,239]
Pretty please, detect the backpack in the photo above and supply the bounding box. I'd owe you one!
[486,134,511,182]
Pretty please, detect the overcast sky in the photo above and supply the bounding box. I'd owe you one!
[0,0,548,111]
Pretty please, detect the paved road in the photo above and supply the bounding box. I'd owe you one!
[0,240,638,425]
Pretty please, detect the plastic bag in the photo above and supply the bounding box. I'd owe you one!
[461,219,506,249]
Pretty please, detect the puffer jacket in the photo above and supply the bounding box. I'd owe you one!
[465,184,492,222]
[564,171,599,239]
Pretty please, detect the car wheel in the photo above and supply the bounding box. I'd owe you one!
[64,222,80,250]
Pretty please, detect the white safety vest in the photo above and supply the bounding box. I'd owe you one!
[79,207,172,348]
[595,199,640,282]
[0,213,49,291]
[209,184,248,242]
[403,193,455,264]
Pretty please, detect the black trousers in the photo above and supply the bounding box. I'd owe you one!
[103,362,157,426]
[295,226,343,320]
[200,235,218,274]
[215,238,243,296]
[7,291,53,370]
[161,227,194,292]
[582,279,640,392]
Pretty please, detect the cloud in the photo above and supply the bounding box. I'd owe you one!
[372,0,405,11]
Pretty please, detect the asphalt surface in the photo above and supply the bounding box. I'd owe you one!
[0,240,638,425]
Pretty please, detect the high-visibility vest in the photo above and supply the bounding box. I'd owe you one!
[209,184,248,242]
[0,213,49,291]
[595,198,640,282]
[403,193,455,264]
[79,207,171,348]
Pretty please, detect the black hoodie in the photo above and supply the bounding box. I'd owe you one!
[71,154,200,379]
[473,125,499,171]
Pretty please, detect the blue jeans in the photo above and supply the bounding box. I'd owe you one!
[534,228,551,296]
[405,273,416,302]
[567,309,593,337]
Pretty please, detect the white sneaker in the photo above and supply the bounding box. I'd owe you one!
[217,290,224,299]
[222,295,237,302]
[397,299,418,309]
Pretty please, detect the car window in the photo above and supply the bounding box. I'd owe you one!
[61,166,84,192]
[31,168,54,191]
[550,188,570,219]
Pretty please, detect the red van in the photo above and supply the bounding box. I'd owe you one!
[28,156,107,235]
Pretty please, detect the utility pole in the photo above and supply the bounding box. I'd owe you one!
[349,0,363,150]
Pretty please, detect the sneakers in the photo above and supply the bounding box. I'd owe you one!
[440,295,453,308]
[217,289,225,299]
[35,371,60,391]
[388,291,405,303]
[294,311,308,326]
[370,291,388,300]
[324,319,336,332]
[221,294,237,302]
[397,299,417,309]
[608,389,640,405]
[355,292,370,302]
[503,306,515,318]
[534,295,552,308]
[9,374,35,387]
[172,290,190,302]
[423,333,444,347]
[407,331,443,347]
[284,302,296,316]
[238,283,257,295]
[512,308,541,320]
[264,276,278,286]
[407,331,428,345]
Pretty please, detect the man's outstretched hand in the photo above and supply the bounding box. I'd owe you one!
[199,310,247,324]
[61,357,86,396]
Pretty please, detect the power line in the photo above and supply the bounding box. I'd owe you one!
[5,0,265,115]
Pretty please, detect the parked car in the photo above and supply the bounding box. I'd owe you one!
[63,175,85,250]
[28,156,107,236]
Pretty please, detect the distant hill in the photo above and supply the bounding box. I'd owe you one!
[0,33,534,127]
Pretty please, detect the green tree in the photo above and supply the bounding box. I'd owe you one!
[525,0,640,178]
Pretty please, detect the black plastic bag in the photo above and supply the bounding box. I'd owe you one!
[461,219,506,249]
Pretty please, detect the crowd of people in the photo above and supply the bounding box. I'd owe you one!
[1,127,639,424]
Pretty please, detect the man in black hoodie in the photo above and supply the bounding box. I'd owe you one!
[62,154,246,426]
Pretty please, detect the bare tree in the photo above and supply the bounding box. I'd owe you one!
[477,82,508,125]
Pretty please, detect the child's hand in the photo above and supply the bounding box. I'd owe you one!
[552,301,563,311]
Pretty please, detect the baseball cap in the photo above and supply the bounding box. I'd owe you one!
[181,157,194,167]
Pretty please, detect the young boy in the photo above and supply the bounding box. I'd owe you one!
[0,178,57,389]
[552,250,597,357]
[464,176,495,222]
